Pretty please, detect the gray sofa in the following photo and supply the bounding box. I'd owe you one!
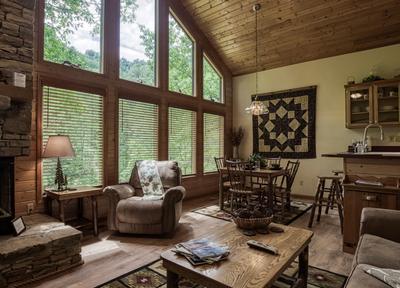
[345,208,400,288]
[103,160,186,235]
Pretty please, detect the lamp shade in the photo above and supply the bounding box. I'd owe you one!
[42,135,75,158]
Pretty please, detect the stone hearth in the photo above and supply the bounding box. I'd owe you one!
[0,214,83,288]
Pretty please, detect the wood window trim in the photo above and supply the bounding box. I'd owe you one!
[32,0,234,206]
[36,77,108,200]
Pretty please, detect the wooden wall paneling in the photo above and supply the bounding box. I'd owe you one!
[158,0,169,92]
[180,0,400,75]
[16,0,234,213]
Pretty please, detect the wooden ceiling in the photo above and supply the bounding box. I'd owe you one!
[180,0,400,75]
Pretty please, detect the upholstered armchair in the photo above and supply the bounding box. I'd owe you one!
[103,161,186,235]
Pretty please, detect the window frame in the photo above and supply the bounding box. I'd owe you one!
[203,53,224,104]
[41,0,106,74]
[118,0,159,88]
[168,9,196,97]
[38,79,106,192]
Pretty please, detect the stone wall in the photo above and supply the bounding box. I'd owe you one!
[0,214,83,287]
[0,101,31,156]
[0,0,34,88]
[0,0,34,157]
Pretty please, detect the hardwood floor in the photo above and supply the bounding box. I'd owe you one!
[29,195,353,288]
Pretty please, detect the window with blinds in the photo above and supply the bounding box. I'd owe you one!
[168,107,196,175]
[42,86,103,189]
[119,99,159,182]
[203,113,224,173]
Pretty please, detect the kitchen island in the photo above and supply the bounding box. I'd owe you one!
[323,152,400,253]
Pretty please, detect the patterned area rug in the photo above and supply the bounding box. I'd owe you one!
[192,201,312,225]
[98,259,347,288]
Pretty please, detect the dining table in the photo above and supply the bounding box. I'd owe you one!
[218,167,288,210]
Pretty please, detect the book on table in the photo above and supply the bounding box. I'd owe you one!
[173,238,230,266]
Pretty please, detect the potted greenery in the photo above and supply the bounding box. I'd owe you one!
[231,127,244,159]
[248,153,267,168]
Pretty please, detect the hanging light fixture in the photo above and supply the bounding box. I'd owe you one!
[245,3,267,116]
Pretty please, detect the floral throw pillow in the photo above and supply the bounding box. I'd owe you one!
[364,265,400,288]
[137,160,164,200]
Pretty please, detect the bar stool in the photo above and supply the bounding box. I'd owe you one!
[326,170,344,211]
[308,176,344,233]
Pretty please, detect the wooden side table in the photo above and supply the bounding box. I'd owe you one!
[44,186,103,236]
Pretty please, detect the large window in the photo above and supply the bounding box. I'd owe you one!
[203,113,224,173]
[169,14,194,96]
[168,107,196,175]
[119,99,158,182]
[119,0,156,86]
[203,56,223,103]
[42,86,103,189]
[44,0,104,73]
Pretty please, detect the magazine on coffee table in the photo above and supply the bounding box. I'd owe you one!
[173,238,230,266]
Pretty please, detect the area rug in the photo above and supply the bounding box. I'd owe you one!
[97,259,347,288]
[192,201,312,225]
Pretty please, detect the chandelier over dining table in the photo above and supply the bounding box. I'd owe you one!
[245,3,268,116]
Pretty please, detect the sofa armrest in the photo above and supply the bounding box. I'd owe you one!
[360,208,400,243]
[103,184,135,231]
[161,186,186,234]
[103,184,135,200]
[162,186,186,206]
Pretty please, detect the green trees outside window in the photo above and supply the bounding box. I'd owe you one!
[203,56,223,103]
[203,113,224,173]
[168,14,194,96]
[168,107,196,175]
[119,99,158,182]
[42,87,103,188]
[119,0,156,86]
[44,0,104,72]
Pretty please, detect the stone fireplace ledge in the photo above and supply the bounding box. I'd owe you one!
[0,214,83,287]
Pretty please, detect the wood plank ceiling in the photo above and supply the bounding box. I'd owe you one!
[180,0,400,75]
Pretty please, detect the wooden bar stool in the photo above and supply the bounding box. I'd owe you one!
[327,170,344,211]
[308,176,344,233]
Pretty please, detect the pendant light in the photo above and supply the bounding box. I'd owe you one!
[245,3,267,116]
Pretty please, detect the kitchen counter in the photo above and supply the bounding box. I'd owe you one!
[322,152,400,159]
[326,151,400,254]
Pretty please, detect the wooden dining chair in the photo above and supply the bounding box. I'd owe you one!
[225,160,258,211]
[214,157,231,210]
[273,160,300,218]
[266,157,281,168]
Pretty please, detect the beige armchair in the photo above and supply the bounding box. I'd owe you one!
[103,161,186,235]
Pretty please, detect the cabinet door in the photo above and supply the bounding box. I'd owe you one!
[374,81,400,125]
[346,85,373,128]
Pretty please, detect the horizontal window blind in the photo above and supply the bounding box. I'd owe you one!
[42,86,103,189]
[119,99,159,182]
[203,113,224,173]
[168,107,196,175]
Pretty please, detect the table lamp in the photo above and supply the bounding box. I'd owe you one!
[42,135,75,191]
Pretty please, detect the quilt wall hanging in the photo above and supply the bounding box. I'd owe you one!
[253,86,317,159]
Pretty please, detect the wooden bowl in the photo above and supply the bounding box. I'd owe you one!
[233,215,273,230]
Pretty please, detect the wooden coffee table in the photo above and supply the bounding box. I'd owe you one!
[161,223,313,288]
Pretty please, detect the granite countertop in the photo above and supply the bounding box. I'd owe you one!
[322,152,400,159]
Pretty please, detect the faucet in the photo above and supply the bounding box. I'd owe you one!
[362,123,384,152]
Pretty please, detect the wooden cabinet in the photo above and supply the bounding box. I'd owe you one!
[343,184,399,254]
[345,79,400,128]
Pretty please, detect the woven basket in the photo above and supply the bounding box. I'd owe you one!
[233,215,273,230]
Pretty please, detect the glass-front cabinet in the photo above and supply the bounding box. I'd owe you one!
[374,81,400,125]
[345,79,400,128]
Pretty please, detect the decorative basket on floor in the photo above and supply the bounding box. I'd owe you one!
[233,215,273,230]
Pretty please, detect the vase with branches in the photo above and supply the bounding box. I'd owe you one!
[232,127,244,159]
